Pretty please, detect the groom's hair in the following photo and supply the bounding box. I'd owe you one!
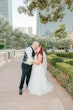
[32,41,39,46]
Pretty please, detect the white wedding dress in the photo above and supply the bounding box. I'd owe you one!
[28,52,53,96]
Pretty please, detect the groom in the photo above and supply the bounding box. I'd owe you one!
[19,41,39,95]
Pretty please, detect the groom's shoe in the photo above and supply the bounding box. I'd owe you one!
[19,89,22,95]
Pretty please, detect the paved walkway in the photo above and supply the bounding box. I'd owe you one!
[0,56,73,110]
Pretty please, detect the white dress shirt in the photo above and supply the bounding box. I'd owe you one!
[23,47,34,65]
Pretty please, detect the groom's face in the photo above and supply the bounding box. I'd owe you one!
[36,46,41,53]
[35,46,40,53]
[34,45,39,53]
[35,45,39,50]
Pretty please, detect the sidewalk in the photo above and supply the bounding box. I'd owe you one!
[0,56,73,110]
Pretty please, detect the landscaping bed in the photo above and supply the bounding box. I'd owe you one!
[47,64,73,98]
[56,62,73,78]
[47,52,73,98]
[64,59,73,66]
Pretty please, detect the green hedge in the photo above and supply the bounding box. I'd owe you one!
[47,55,63,66]
[64,59,73,66]
[48,65,73,97]
[47,52,73,58]
[47,52,56,55]
[49,54,57,57]
[55,52,73,58]
[56,62,73,78]
[47,53,73,97]
[47,55,53,63]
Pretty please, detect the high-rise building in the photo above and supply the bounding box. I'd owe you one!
[24,27,27,34]
[28,27,33,35]
[0,0,12,25]
[36,9,73,37]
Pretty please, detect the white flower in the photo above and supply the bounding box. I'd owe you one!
[27,58,34,65]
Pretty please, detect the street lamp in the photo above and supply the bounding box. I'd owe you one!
[3,31,6,49]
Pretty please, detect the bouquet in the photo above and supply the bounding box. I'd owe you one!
[27,58,34,65]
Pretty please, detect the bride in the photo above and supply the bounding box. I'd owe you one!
[28,46,53,96]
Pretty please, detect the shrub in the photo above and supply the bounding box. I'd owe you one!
[71,55,73,58]
[47,52,55,55]
[47,52,73,58]
[62,58,73,62]
[56,52,70,57]
[55,52,73,58]
[47,65,73,97]
[65,59,73,66]
[50,54,57,57]
[47,55,53,63]
[47,55,63,66]
[47,53,73,97]
[50,57,63,66]
[56,62,73,78]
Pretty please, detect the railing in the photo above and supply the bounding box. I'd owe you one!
[0,49,24,68]
[15,49,24,57]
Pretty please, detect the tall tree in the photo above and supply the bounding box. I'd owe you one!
[0,15,12,48]
[54,24,67,39]
[12,29,32,49]
[56,38,72,51]
[18,0,73,23]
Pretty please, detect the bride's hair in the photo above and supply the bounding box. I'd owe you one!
[36,46,44,63]
[38,46,44,63]
[39,46,44,55]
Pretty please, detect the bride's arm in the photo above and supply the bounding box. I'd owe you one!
[34,54,42,65]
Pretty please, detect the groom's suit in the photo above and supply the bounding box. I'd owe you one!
[19,46,35,90]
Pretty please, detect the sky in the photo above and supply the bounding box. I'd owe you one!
[12,0,36,34]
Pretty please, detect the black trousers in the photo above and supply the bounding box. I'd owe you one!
[19,63,32,89]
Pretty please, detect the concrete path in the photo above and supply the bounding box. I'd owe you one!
[0,56,73,110]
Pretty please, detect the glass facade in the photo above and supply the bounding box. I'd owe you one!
[0,0,12,25]
[36,9,73,37]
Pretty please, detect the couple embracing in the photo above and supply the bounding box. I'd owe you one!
[19,41,53,96]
